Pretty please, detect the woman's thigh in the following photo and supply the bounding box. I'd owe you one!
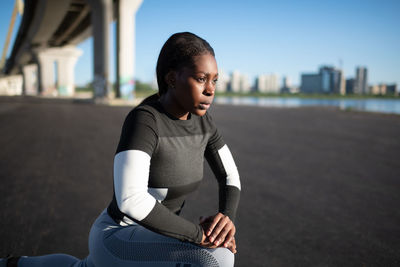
[88,211,234,267]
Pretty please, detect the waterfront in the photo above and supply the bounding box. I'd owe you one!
[215,97,400,115]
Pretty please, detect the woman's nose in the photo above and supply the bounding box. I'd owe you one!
[203,82,215,96]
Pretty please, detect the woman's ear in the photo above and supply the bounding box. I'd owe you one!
[165,71,176,89]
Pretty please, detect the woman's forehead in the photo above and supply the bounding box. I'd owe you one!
[189,54,218,72]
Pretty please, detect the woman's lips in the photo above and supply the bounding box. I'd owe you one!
[199,102,211,110]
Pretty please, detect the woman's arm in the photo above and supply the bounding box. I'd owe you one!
[204,129,241,250]
[205,144,241,221]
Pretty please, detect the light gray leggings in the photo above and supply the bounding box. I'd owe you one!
[15,210,234,267]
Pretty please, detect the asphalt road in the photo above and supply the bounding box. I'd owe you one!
[1,96,400,266]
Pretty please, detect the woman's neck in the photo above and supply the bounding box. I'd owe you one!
[159,94,190,120]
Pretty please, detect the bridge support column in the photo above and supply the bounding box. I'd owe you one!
[22,64,38,95]
[115,0,143,99]
[87,0,112,101]
[57,48,83,96]
[36,46,82,97]
[37,52,56,96]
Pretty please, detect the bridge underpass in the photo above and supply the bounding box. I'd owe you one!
[1,0,143,101]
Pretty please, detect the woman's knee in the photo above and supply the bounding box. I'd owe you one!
[210,247,235,267]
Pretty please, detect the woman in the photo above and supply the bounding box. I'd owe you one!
[2,32,241,267]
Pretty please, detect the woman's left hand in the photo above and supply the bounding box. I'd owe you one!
[199,213,236,249]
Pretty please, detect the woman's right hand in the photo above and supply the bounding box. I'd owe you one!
[199,216,237,254]
[199,231,237,253]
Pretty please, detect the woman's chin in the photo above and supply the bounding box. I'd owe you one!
[193,109,207,117]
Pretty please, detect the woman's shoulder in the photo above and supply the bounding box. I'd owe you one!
[123,101,160,129]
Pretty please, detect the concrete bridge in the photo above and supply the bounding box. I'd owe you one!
[1,0,142,100]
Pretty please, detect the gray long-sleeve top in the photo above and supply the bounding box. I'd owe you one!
[107,100,241,244]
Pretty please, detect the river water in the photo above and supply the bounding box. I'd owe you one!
[214,97,400,115]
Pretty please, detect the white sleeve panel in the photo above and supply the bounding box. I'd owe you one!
[114,150,156,221]
[218,145,241,190]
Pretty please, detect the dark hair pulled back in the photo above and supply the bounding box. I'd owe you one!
[156,32,215,96]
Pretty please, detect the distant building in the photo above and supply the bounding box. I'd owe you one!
[216,69,229,92]
[354,67,368,94]
[370,83,398,95]
[229,71,241,92]
[300,73,321,93]
[256,73,280,93]
[386,84,398,95]
[228,71,250,93]
[240,74,251,93]
[320,66,345,94]
[346,78,354,94]
[370,84,385,95]
[300,66,345,94]
[280,76,291,93]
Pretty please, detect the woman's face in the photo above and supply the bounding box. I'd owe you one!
[169,53,218,118]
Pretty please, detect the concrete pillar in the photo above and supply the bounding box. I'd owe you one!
[56,47,83,96]
[36,46,82,97]
[116,0,142,99]
[36,51,56,96]
[87,0,112,100]
[0,75,23,95]
[22,64,38,95]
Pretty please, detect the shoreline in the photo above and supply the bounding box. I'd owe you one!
[2,94,399,116]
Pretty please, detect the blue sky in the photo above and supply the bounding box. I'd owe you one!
[1,0,399,87]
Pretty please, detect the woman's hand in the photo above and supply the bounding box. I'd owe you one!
[199,213,237,253]
[199,231,218,249]
[199,231,237,253]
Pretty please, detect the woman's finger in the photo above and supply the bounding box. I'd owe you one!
[205,213,224,237]
[215,221,235,246]
[214,224,233,246]
[209,216,230,244]
[223,229,235,248]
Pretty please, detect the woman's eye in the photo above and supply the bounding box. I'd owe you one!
[197,77,206,82]
[212,79,218,84]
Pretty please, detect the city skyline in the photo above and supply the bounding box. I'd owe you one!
[1,0,399,88]
[209,65,398,95]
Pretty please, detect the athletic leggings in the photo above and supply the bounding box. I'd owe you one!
[14,210,234,267]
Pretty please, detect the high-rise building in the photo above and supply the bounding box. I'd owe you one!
[256,73,280,93]
[228,71,250,93]
[386,84,398,95]
[215,69,229,92]
[300,66,344,94]
[239,74,251,93]
[370,83,397,95]
[300,73,321,93]
[229,71,241,92]
[282,76,291,88]
[255,75,265,92]
[354,67,368,94]
[280,76,291,93]
[370,84,386,95]
[346,78,354,94]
